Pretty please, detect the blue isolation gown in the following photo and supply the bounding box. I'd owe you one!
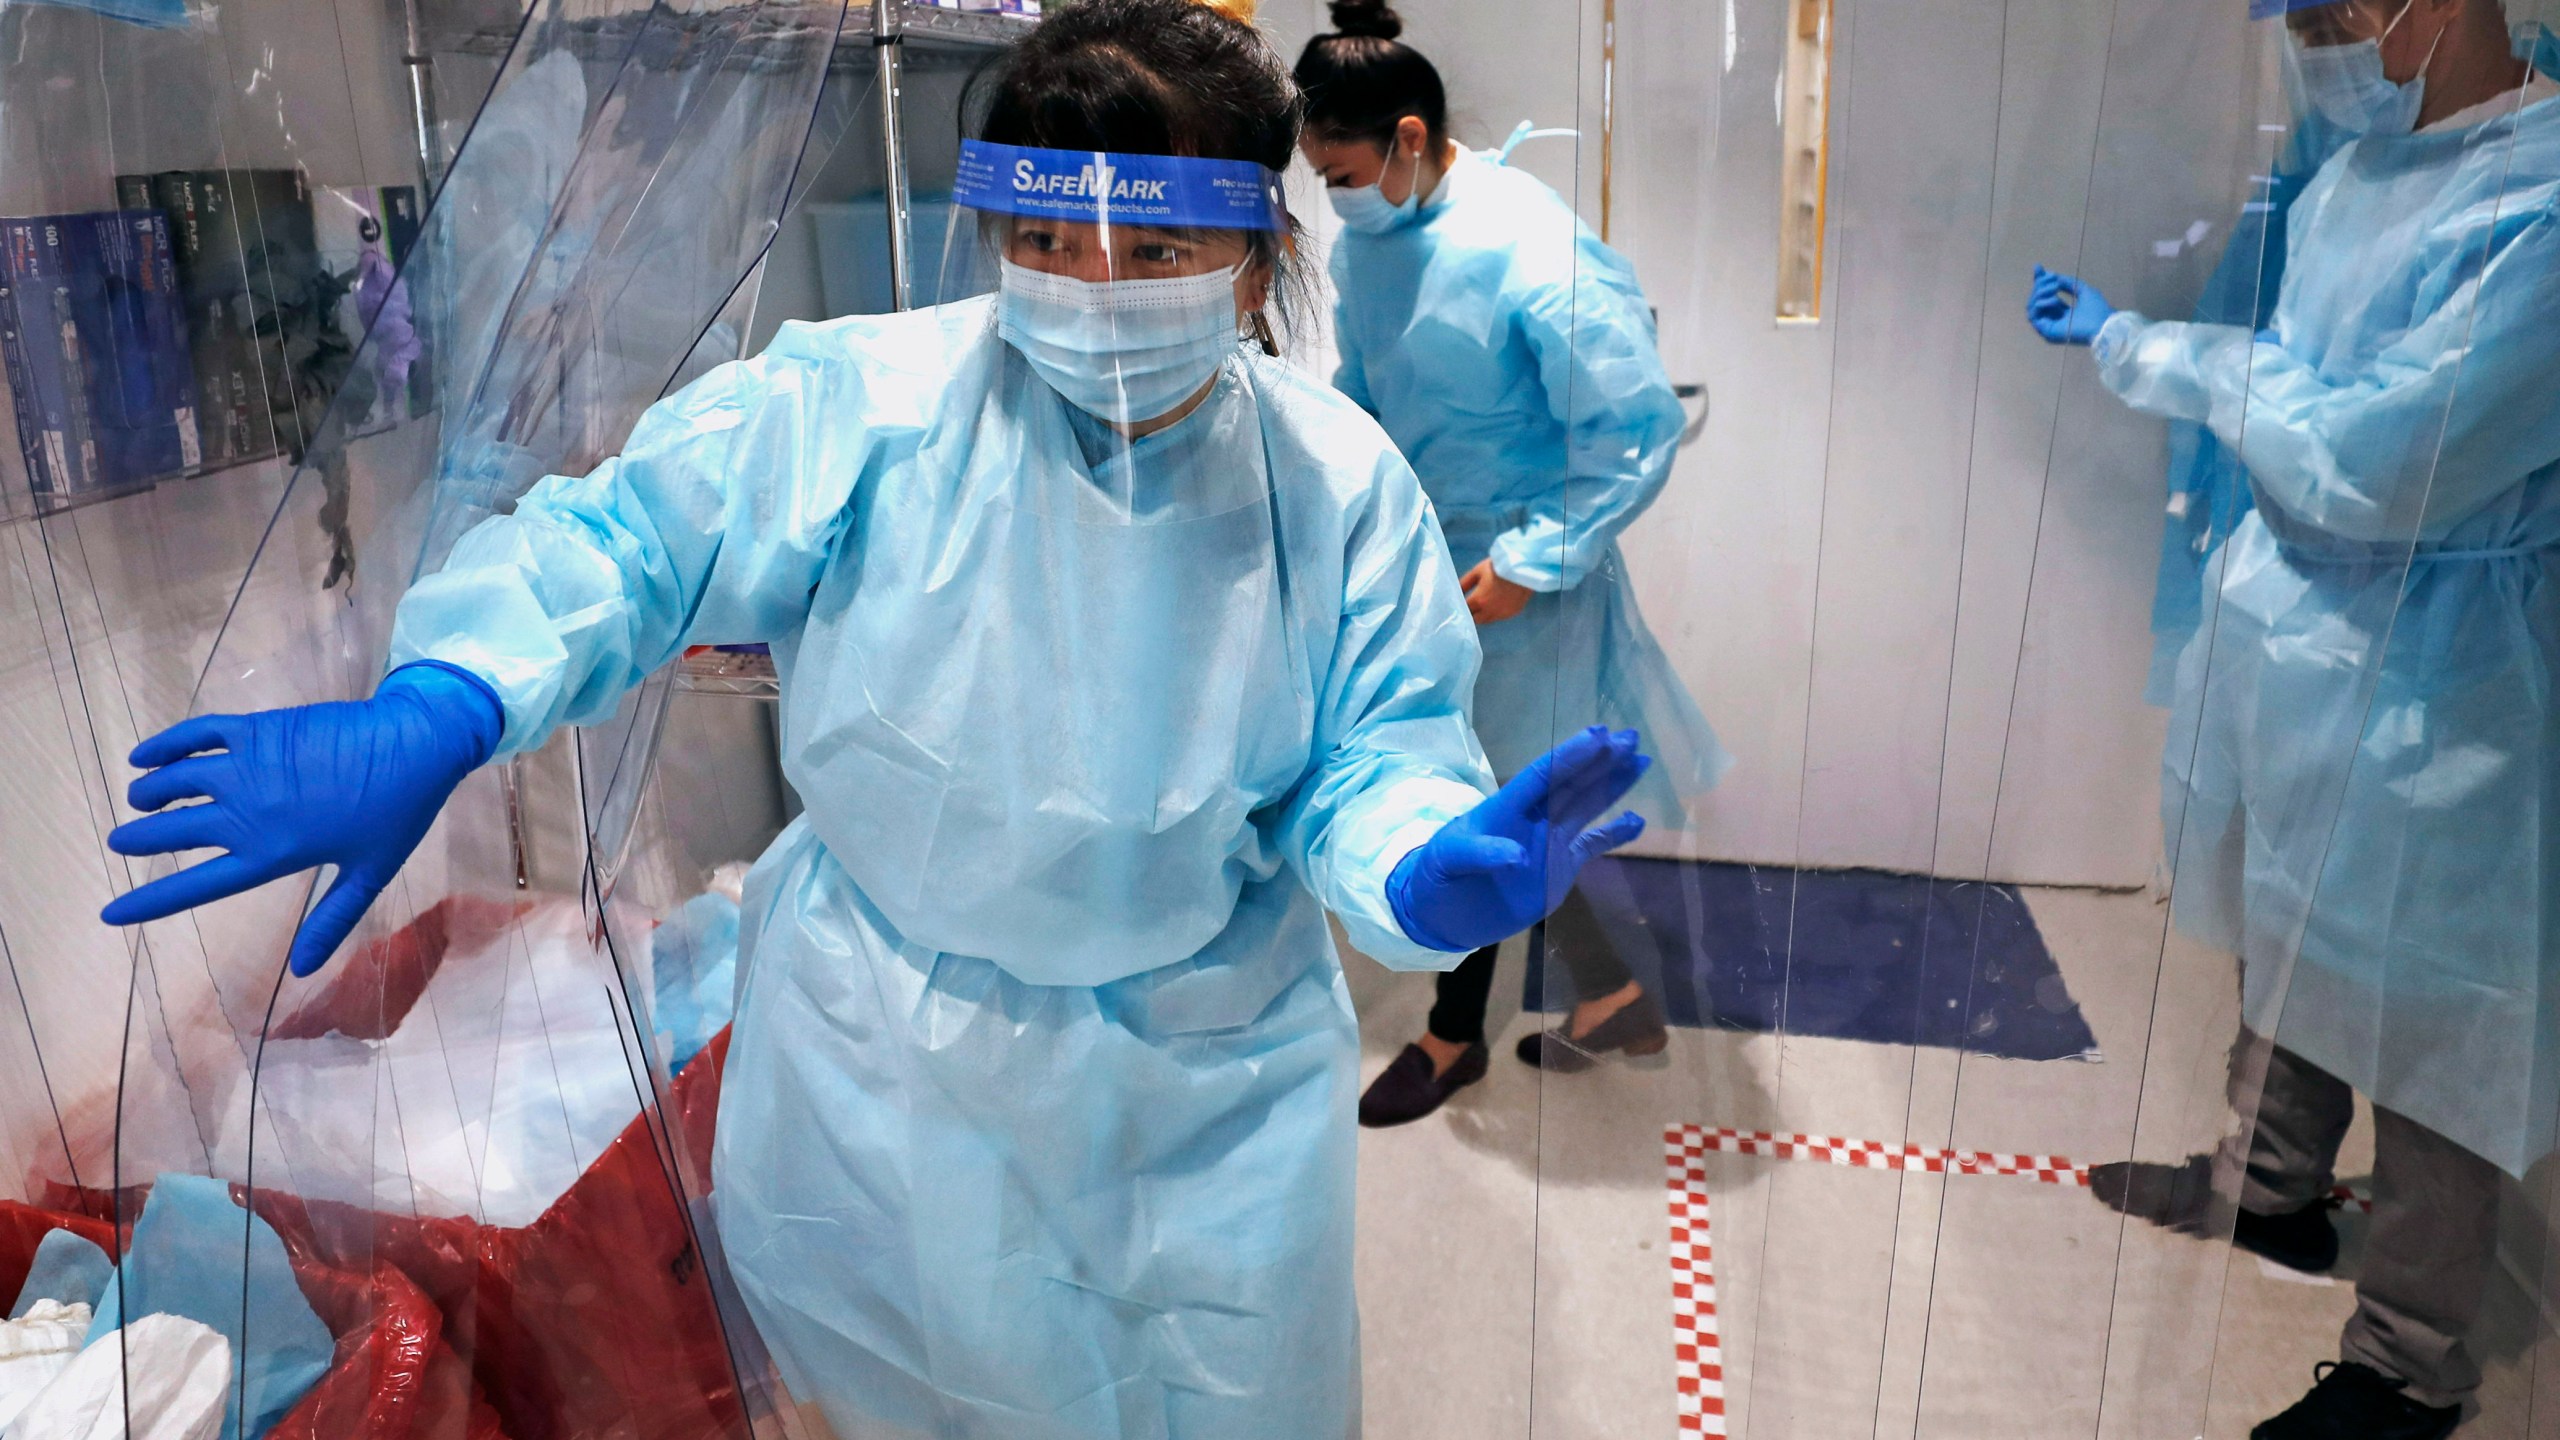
[1328,146,1732,811]
[388,296,1495,1437]
[2097,80,2560,1175]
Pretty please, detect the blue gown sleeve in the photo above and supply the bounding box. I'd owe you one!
[386,344,856,756]
[1334,338,1375,416]
[2091,206,2560,543]
[1329,260,1376,415]
[1278,445,1497,971]
[1489,257,1687,592]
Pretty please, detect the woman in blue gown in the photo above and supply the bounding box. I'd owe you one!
[97,4,1658,1433]
[1296,0,1731,1126]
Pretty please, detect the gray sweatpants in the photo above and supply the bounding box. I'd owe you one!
[2228,1037,2502,1409]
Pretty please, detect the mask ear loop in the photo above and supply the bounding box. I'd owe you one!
[1382,134,1423,207]
[2403,5,2451,95]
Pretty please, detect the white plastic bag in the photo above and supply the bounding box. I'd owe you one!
[217,897,646,1226]
[9,1312,231,1440]
[0,1300,93,1430]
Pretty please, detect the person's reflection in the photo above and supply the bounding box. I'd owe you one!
[2139,64,2350,713]
[2031,1,2559,1435]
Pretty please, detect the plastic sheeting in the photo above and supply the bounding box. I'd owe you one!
[0,0,866,1429]
[7,0,2551,1432]
[1522,0,2560,1435]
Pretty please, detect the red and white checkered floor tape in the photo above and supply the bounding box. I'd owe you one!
[1664,1127,1725,1436]
[1687,1126,2087,1185]
[1680,1125,2371,1209]
[1661,1124,2375,1434]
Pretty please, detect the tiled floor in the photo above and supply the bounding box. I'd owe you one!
[1347,885,2560,1439]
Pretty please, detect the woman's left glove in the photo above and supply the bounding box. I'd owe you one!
[1388,725,1651,954]
[2027,265,2115,346]
[99,661,505,977]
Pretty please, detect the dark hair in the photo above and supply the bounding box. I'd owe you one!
[974,0,1299,169]
[1292,0,1446,150]
[966,0,1306,347]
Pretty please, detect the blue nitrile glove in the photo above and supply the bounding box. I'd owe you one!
[2027,265,2115,346]
[1388,725,1652,954]
[99,660,505,977]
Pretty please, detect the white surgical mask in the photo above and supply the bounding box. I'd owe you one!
[2294,1,2442,137]
[997,258,1243,424]
[1328,144,1425,235]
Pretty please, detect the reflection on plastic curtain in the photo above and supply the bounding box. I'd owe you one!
[0,0,869,1431]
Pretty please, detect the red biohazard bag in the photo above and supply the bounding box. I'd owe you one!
[248,900,748,1440]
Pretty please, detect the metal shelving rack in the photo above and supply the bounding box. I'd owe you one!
[407,0,1032,700]
[864,0,1043,309]
[677,647,783,699]
[692,1,1030,700]
[680,0,1031,700]
[415,0,1030,323]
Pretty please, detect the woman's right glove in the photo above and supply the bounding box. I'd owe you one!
[99,660,505,978]
[1387,725,1651,954]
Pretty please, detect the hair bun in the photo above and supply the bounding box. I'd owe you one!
[1326,0,1402,40]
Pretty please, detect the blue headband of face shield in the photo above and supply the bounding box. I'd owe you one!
[953,141,1290,232]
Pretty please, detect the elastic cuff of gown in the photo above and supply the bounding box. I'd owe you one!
[2091,309,2147,371]
[1488,541,1570,595]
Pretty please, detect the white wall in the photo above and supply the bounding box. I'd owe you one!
[1267,0,2266,887]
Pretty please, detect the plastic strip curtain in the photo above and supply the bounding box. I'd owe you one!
[0,0,449,1435]
[1518,0,2088,1425]
[1908,6,2323,1433]
[0,0,867,1430]
[1522,0,2560,1436]
[1916,4,2560,1433]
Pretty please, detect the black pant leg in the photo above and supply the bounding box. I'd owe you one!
[1544,886,1634,1001]
[1427,945,1501,1046]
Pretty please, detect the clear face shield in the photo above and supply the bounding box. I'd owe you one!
[2262,0,2443,135]
[942,141,1289,436]
[750,138,1315,988]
